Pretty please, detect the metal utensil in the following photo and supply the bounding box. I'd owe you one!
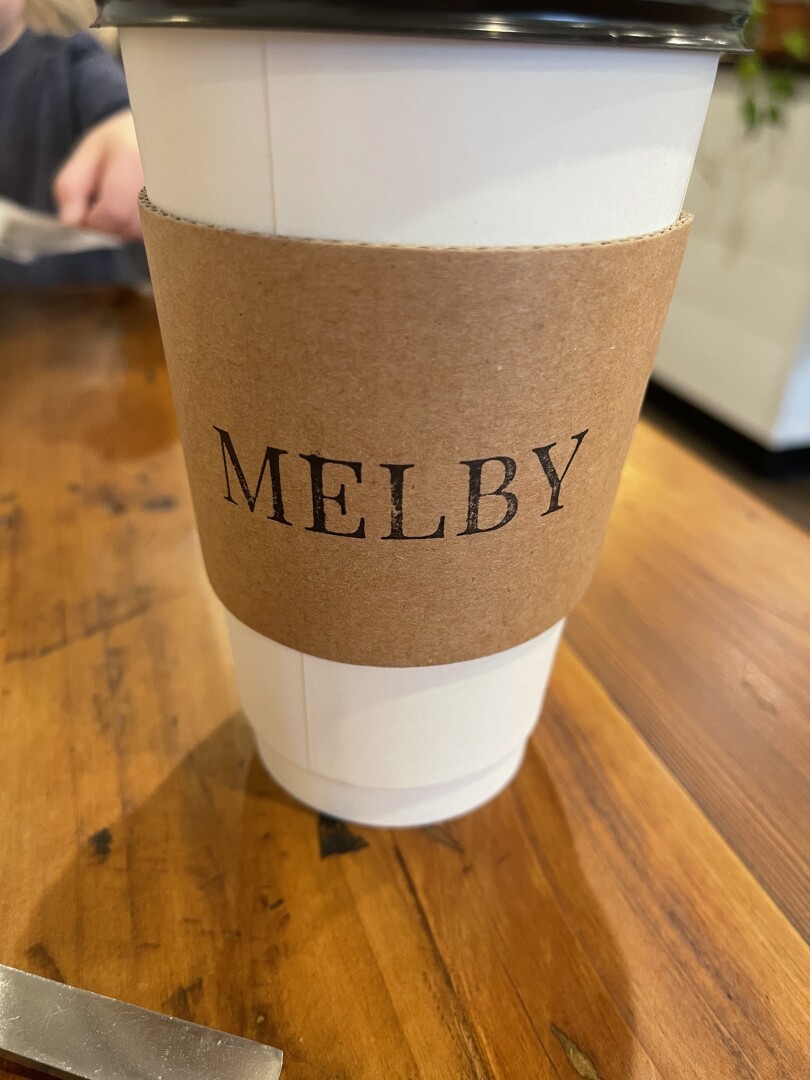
[0,964,283,1079]
[0,198,123,264]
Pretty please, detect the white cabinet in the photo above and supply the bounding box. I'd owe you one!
[655,68,810,451]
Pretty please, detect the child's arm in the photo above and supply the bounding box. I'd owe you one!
[54,106,143,240]
[51,32,143,240]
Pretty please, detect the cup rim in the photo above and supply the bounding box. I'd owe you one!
[95,0,751,53]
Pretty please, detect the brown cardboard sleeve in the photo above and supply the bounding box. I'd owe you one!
[140,196,690,667]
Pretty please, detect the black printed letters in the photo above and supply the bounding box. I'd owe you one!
[214,427,589,539]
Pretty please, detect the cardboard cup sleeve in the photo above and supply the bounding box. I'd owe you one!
[140,195,690,667]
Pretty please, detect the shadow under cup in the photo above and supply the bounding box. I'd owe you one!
[98,0,748,825]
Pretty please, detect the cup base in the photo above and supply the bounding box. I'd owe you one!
[256,737,526,828]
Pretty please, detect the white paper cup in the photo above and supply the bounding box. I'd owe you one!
[119,25,720,825]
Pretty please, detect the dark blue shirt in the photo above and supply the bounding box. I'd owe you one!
[0,28,145,285]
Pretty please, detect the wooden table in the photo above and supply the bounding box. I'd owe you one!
[1,290,808,1080]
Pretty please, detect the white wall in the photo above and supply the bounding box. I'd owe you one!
[655,67,810,450]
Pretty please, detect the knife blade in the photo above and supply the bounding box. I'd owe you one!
[0,198,123,264]
[0,964,283,1080]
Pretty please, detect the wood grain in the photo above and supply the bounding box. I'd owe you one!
[567,423,810,937]
[0,291,808,1079]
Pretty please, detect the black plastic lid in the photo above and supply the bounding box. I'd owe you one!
[95,1,751,53]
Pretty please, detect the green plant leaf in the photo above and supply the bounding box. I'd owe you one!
[742,97,760,130]
[769,71,796,100]
[737,54,761,81]
[768,104,782,125]
[783,29,809,61]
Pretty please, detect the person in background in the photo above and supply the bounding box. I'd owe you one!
[0,0,146,285]
[25,0,116,45]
